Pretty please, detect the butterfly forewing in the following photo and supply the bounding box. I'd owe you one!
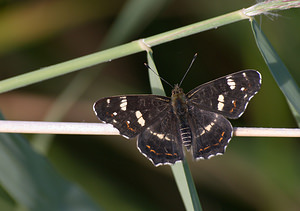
[93,95,170,138]
[187,70,261,119]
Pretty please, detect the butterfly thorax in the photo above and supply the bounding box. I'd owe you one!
[171,84,187,115]
[171,84,192,150]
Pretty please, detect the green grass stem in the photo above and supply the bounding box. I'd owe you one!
[146,51,202,211]
[0,9,248,94]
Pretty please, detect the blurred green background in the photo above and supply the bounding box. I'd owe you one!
[0,0,299,210]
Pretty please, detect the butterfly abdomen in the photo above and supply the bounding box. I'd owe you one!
[180,124,192,150]
[171,84,193,150]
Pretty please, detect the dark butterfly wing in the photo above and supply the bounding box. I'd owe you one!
[93,95,170,139]
[137,113,184,166]
[188,108,233,159]
[187,70,261,119]
[94,70,261,166]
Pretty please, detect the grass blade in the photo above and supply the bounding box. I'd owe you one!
[251,19,300,123]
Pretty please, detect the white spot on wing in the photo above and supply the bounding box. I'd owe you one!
[149,130,170,141]
[92,102,98,114]
[121,134,130,139]
[113,112,117,116]
[120,97,127,111]
[106,99,110,104]
[135,111,145,126]
[217,102,224,111]
[200,129,205,136]
[135,111,142,118]
[156,133,164,139]
[217,94,224,111]
[204,122,215,131]
[218,95,224,102]
[227,78,236,90]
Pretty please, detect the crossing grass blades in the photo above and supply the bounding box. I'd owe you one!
[93,54,262,166]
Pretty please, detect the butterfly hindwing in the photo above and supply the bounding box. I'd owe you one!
[138,113,184,166]
[187,70,261,119]
[188,108,233,159]
[93,95,170,139]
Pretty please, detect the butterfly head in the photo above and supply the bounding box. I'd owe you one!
[171,84,184,98]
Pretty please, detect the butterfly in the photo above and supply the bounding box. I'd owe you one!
[93,69,261,166]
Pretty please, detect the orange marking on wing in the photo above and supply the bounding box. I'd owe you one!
[230,100,237,113]
[150,149,156,153]
[146,145,164,155]
[146,144,177,156]
[218,132,225,142]
[199,131,226,152]
[149,149,162,155]
[199,146,210,152]
[126,121,135,132]
[233,100,237,108]
[204,146,210,150]
[218,137,224,142]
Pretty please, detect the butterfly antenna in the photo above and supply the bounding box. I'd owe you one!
[144,63,174,88]
[179,53,198,87]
